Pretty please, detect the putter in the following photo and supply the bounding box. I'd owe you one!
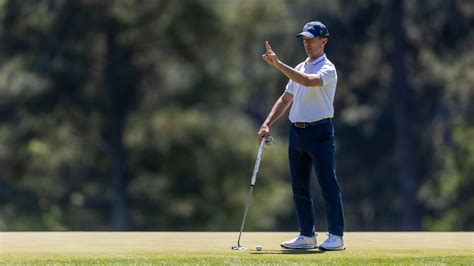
[231,136,271,250]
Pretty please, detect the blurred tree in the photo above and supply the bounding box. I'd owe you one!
[0,0,293,231]
[0,0,473,232]
[409,0,474,230]
[389,0,419,230]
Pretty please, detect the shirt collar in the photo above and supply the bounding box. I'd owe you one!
[305,54,326,65]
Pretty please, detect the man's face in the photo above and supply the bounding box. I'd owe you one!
[303,36,327,57]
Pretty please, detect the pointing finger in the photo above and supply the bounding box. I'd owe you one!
[265,41,273,51]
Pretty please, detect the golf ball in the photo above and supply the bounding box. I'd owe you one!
[256,245,263,251]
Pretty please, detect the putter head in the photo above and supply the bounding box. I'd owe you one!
[231,246,247,250]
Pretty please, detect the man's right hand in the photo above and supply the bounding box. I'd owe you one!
[258,124,270,144]
[261,41,279,66]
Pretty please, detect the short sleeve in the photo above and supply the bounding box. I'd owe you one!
[285,80,295,94]
[318,65,337,87]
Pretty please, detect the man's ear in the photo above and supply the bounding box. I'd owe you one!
[322,38,328,45]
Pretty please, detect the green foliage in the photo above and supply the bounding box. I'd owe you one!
[421,124,474,230]
[126,108,290,230]
[0,0,473,231]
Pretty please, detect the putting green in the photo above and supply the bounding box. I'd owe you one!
[1,232,473,265]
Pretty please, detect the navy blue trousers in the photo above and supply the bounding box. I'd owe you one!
[288,120,345,237]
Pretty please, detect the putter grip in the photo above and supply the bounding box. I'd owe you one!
[250,139,266,186]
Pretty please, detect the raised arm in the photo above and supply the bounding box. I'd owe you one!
[261,41,323,87]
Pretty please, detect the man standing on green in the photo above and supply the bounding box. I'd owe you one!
[258,21,345,251]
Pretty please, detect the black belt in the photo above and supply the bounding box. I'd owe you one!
[293,118,331,128]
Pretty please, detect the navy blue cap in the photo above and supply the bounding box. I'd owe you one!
[297,21,329,38]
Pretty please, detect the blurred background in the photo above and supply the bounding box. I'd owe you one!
[0,0,473,232]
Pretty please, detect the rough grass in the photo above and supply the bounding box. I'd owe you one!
[1,232,473,265]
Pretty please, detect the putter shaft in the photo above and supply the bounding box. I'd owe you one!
[236,186,254,247]
[234,138,266,249]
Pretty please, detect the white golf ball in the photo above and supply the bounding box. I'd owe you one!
[256,245,263,251]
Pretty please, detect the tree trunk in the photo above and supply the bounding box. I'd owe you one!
[103,23,138,231]
[390,0,420,230]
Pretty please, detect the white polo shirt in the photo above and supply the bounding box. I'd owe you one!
[285,54,337,123]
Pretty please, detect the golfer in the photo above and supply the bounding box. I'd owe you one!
[258,21,345,250]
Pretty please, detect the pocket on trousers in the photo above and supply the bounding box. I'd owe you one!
[322,123,335,139]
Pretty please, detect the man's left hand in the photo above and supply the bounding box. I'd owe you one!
[258,124,270,144]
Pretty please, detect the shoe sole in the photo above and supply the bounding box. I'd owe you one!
[280,244,317,249]
[318,245,345,251]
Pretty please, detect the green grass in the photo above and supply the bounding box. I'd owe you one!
[1,232,473,265]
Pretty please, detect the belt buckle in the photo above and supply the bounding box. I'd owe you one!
[295,122,306,128]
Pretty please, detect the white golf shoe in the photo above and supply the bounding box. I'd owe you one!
[318,233,345,251]
[280,235,317,249]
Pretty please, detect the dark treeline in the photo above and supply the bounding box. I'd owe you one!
[0,0,473,231]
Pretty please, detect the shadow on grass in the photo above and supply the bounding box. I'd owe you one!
[250,249,325,255]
